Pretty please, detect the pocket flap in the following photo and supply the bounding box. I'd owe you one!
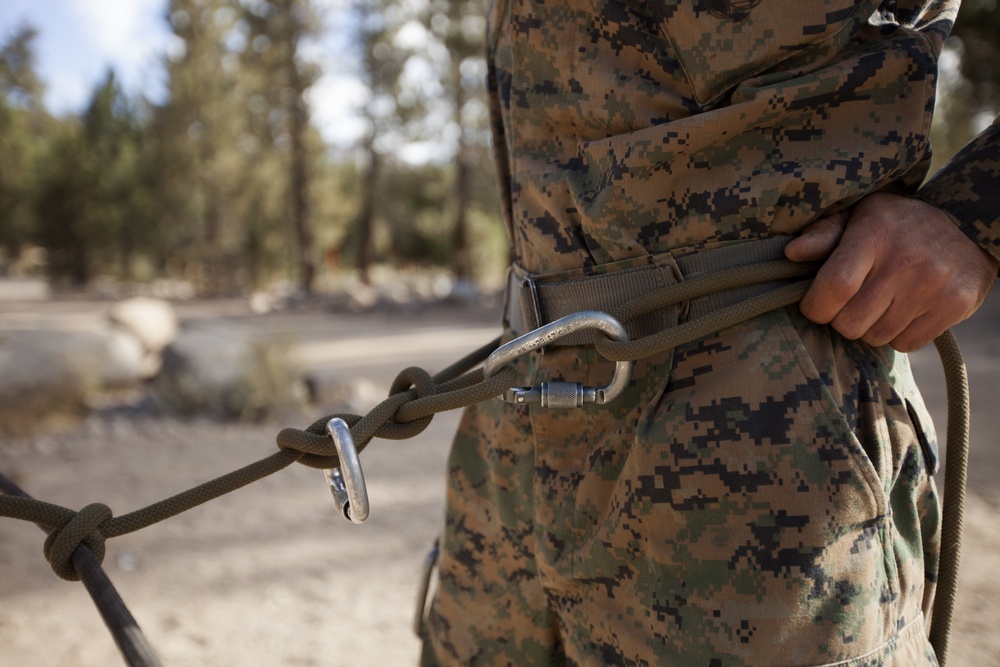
[650,0,867,105]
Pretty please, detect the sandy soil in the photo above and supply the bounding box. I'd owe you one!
[1,291,999,667]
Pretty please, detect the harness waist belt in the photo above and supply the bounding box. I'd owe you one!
[504,236,798,346]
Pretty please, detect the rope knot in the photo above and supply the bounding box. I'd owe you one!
[43,503,113,581]
[276,367,442,470]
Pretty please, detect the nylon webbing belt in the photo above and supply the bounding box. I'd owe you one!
[505,236,798,345]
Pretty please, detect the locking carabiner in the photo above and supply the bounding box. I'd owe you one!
[483,310,634,408]
[322,417,369,524]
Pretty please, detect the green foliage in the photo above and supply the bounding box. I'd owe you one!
[3,1,512,292]
[0,23,44,109]
[150,0,252,293]
[0,25,52,265]
[16,2,1000,293]
[34,73,153,285]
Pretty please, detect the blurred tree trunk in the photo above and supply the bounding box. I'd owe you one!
[434,0,486,281]
[241,0,320,294]
[277,0,317,295]
[290,95,315,293]
[451,78,470,280]
[347,0,403,284]
[356,139,380,285]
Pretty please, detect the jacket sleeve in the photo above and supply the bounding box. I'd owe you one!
[915,115,1000,264]
[890,0,1000,262]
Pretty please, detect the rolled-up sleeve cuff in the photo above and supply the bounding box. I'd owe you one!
[915,118,1000,265]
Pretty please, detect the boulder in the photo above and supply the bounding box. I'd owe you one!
[0,278,49,301]
[108,297,176,350]
[0,328,146,437]
[0,329,146,390]
[153,328,302,420]
[107,297,178,378]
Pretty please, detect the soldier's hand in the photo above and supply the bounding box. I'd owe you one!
[784,192,999,352]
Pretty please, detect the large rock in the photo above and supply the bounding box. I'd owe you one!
[0,329,146,389]
[0,278,49,301]
[0,328,146,437]
[153,328,302,420]
[107,297,178,377]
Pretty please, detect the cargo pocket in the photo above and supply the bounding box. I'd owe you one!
[647,0,868,106]
[553,307,909,665]
[779,307,941,664]
[901,394,942,625]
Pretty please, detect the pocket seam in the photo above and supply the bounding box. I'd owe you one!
[905,397,940,477]
[773,308,887,518]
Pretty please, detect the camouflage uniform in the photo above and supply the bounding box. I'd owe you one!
[422,1,999,665]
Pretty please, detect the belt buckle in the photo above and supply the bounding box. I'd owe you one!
[521,276,544,335]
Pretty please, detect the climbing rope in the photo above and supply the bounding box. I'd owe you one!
[0,258,969,666]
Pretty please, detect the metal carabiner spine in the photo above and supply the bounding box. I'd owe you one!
[483,310,634,407]
[322,417,369,524]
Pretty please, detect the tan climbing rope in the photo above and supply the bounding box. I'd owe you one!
[0,257,970,666]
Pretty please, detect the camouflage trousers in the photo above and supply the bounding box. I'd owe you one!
[420,304,941,666]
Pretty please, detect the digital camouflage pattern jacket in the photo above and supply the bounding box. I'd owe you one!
[484,0,1000,276]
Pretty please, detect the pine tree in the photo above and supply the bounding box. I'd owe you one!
[429,0,489,281]
[240,0,322,294]
[35,72,150,285]
[0,24,51,265]
[151,0,247,293]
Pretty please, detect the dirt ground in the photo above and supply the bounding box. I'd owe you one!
[1,290,1000,667]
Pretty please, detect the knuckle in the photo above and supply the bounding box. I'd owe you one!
[863,326,893,348]
[798,297,830,324]
[891,334,926,353]
[894,341,921,353]
[818,267,860,303]
[948,281,985,313]
[831,315,864,341]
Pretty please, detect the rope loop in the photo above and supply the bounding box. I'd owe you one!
[276,414,361,470]
[371,366,438,440]
[276,367,443,470]
[42,502,113,581]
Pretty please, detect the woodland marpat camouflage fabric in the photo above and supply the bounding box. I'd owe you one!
[424,314,941,666]
[918,119,1000,262]
[422,1,997,664]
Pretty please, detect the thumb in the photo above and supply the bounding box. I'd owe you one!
[785,212,848,262]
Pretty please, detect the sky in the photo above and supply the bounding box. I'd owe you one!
[0,0,173,114]
[0,0,370,147]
